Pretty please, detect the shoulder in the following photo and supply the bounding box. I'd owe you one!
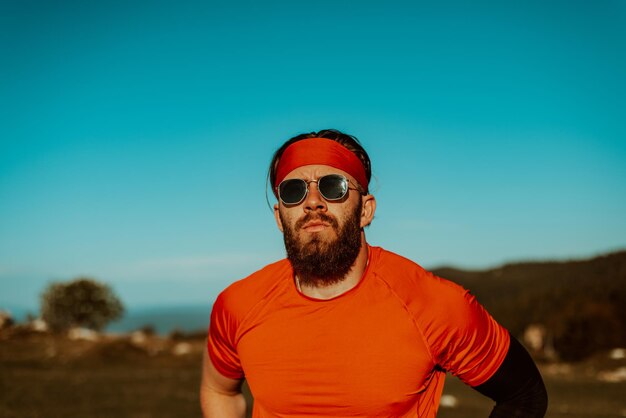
[215,258,292,321]
[370,246,477,336]
[370,248,509,380]
[371,246,465,299]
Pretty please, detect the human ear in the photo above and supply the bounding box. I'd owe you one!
[273,203,284,233]
[360,195,376,228]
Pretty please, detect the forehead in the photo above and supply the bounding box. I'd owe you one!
[283,164,357,183]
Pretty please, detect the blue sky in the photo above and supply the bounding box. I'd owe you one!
[1,1,625,312]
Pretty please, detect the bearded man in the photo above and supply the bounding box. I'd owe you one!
[200,129,548,417]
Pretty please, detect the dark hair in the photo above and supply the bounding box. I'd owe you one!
[268,129,372,194]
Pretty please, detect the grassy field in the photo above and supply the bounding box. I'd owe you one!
[1,331,625,418]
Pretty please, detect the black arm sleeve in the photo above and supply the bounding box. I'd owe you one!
[472,333,548,418]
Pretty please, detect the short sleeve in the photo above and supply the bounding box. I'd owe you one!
[207,292,245,380]
[427,283,510,387]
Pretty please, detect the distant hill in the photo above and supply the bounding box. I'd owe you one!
[433,250,626,361]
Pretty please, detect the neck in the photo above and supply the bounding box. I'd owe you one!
[296,236,369,300]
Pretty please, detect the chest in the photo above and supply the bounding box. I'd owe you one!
[237,293,436,416]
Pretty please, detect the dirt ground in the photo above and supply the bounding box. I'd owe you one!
[1,331,625,418]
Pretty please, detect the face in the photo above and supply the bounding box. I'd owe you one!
[274,165,376,286]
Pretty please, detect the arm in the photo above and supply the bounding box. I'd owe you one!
[200,348,247,418]
[472,334,548,418]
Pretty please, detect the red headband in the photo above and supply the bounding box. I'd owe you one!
[274,138,368,193]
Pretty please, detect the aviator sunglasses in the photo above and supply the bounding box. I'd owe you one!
[277,174,363,205]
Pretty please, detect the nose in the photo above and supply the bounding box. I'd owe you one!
[303,182,327,212]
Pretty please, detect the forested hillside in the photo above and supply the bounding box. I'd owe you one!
[433,251,626,361]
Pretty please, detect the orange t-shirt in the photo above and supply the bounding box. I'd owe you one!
[208,246,509,417]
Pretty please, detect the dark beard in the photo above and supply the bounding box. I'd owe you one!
[281,199,362,287]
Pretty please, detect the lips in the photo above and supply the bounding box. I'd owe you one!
[295,213,339,231]
[301,221,329,232]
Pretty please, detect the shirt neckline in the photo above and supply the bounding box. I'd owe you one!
[292,245,378,303]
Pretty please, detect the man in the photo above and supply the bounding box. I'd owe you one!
[201,129,548,417]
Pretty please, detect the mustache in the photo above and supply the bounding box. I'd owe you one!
[295,212,339,230]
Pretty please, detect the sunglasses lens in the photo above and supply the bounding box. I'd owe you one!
[278,179,307,204]
[318,174,349,200]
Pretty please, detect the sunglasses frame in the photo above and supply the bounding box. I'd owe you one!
[277,174,364,206]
